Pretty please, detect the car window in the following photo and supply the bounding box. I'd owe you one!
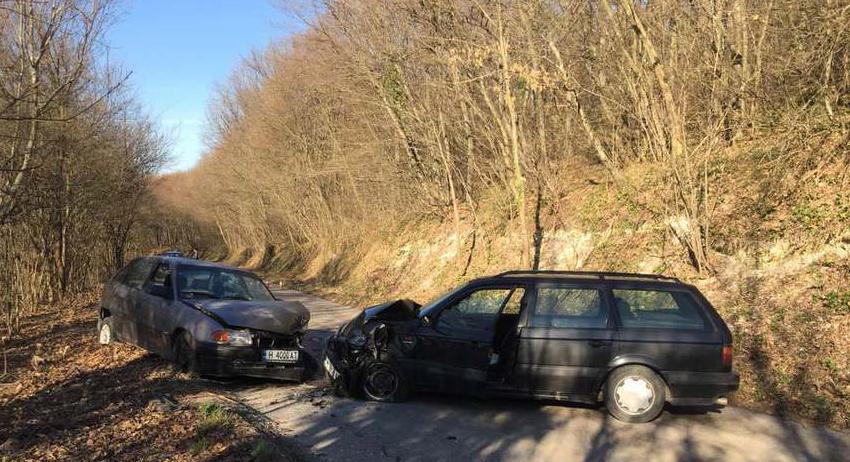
[612,289,706,330]
[438,288,511,331]
[123,258,156,290]
[530,287,606,328]
[144,263,172,296]
[501,288,526,315]
[176,266,274,301]
[112,260,135,283]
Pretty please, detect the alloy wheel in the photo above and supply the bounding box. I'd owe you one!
[98,323,112,345]
[614,376,655,415]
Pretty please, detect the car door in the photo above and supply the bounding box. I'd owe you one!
[413,285,519,393]
[611,285,726,372]
[118,257,158,349]
[138,261,177,355]
[512,282,615,398]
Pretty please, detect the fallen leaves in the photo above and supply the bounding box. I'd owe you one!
[0,293,299,461]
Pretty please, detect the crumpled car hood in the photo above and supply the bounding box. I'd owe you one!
[363,299,421,323]
[189,299,310,334]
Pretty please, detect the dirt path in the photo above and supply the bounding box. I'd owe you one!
[234,289,850,462]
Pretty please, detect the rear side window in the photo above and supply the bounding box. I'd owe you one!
[144,263,172,292]
[530,287,607,329]
[612,289,706,330]
[122,258,156,290]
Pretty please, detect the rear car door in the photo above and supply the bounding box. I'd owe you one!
[138,262,176,355]
[119,257,158,348]
[513,282,615,398]
[611,285,727,375]
[414,285,521,393]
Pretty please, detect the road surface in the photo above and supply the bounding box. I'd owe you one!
[233,289,850,462]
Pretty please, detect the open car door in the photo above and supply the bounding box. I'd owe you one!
[412,285,526,393]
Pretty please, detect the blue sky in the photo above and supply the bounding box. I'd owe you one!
[108,1,305,172]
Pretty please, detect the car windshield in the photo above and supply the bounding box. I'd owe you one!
[176,266,274,301]
[418,284,466,318]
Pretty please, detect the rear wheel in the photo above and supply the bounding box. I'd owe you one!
[361,360,409,402]
[97,317,114,345]
[173,332,199,377]
[605,365,666,423]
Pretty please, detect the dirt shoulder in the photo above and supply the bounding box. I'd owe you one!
[0,294,302,462]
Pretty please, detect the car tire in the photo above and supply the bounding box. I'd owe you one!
[173,331,199,377]
[605,365,666,423]
[360,359,409,403]
[97,317,114,345]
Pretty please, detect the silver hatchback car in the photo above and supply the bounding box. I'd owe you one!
[97,256,313,381]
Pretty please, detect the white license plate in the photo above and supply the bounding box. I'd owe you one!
[323,356,340,379]
[262,349,299,363]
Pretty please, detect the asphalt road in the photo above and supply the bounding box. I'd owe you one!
[233,289,850,462]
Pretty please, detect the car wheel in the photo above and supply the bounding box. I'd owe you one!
[605,365,666,423]
[173,332,199,377]
[97,317,114,345]
[361,360,409,402]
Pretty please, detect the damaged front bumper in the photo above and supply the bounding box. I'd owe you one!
[322,333,358,391]
[194,339,312,382]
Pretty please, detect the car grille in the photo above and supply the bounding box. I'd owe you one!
[253,331,298,349]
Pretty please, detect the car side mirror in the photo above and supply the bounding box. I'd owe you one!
[149,285,171,299]
[421,315,433,327]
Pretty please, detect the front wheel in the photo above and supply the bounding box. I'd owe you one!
[605,365,666,423]
[361,360,409,402]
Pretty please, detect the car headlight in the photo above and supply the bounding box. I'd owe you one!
[210,329,252,346]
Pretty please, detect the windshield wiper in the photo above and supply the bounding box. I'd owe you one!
[221,295,252,301]
[180,289,219,299]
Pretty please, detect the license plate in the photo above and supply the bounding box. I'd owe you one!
[323,356,340,379]
[262,349,299,363]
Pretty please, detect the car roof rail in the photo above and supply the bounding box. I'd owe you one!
[494,270,681,283]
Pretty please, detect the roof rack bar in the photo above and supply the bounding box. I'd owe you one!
[495,270,680,282]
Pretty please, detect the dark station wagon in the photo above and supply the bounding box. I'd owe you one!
[323,270,739,422]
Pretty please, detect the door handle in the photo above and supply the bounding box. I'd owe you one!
[588,340,612,348]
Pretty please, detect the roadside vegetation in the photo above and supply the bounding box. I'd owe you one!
[158,1,849,427]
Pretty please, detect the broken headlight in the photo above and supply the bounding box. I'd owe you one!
[210,329,252,346]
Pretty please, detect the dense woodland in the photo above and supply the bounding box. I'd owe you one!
[0,0,177,335]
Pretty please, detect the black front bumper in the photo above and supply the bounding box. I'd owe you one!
[322,335,361,393]
[195,341,310,382]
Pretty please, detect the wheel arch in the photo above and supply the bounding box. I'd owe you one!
[597,356,673,402]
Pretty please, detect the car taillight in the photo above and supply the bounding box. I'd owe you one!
[722,344,733,367]
[211,330,230,344]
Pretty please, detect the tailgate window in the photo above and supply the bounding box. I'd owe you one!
[613,289,706,330]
